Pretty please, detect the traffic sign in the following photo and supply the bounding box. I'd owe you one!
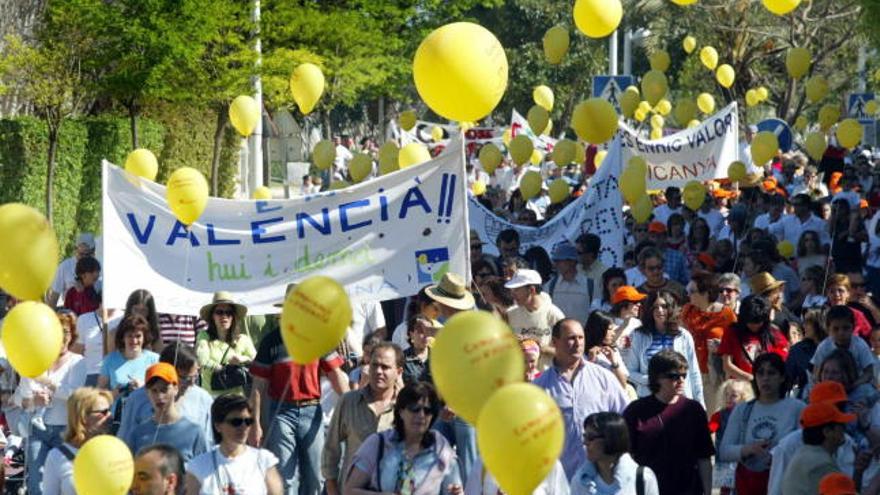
[592,75,635,112]
[848,93,875,119]
[757,118,793,153]
[860,119,877,148]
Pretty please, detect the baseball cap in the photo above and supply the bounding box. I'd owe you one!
[76,233,96,249]
[611,286,647,305]
[504,269,543,289]
[809,381,848,405]
[696,252,716,270]
[552,242,579,261]
[647,221,666,234]
[800,402,855,428]
[818,473,857,495]
[146,362,179,386]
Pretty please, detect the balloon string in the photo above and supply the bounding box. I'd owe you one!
[260,370,298,448]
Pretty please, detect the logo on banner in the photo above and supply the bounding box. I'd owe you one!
[415,248,450,283]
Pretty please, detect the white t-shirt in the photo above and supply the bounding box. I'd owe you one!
[347,301,386,358]
[698,209,726,237]
[506,293,566,348]
[465,458,568,495]
[42,443,78,495]
[187,446,279,495]
[15,352,83,426]
[76,311,121,375]
[652,204,682,225]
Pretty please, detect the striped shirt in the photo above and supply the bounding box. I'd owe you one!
[645,332,675,362]
[157,313,206,347]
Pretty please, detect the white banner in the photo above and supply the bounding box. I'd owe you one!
[620,102,740,189]
[469,138,624,268]
[510,109,557,153]
[401,121,504,157]
[103,138,470,315]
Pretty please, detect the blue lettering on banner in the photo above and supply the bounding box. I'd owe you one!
[339,200,373,232]
[399,187,433,219]
[166,222,201,246]
[206,224,241,245]
[127,213,155,243]
[255,201,282,214]
[251,217,286,244]
[296,208,331,238]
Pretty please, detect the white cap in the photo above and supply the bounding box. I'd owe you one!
[504,269,543,289]
[76,233,95,248]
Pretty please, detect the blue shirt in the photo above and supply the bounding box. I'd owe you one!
[124,416,208,463]
[100,351,159,390]
[116,385,215,448]
[533,359,630,478]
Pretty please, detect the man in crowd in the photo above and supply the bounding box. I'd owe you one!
[131,444,186,495]
[635,246,686,300]
[646,222,689,285]
[505,269,565,351]
[781,402,853,493]
[47,232,95,307]
[653,186,682,224]
[576,233,606,297]
[769,193,829,246]
[544,242,593,324]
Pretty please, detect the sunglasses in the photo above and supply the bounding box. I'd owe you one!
[664,372,687,381]
[90,408,111,416]
[213,309,235,317]
[405,405,434,415]
[225,417,254,427]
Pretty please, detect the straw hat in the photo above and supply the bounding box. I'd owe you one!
[749,272,785,296]
[199,291,247,321]
[426,273,475,310]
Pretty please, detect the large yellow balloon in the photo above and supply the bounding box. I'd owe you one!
[620,88,641,118]
[527,105,550,135]
[477,383,564,495]
[252,186,272,200]
[649,50,671,72]
[728,161,747,182]
[228,95,259,137]
[166,167,209,226]
[762,0,801,15]
[804,132,827,161]
[552,139,576,166]
[378,142,400,175]
[280,276,352,364]
[700,46,719,70]
[349,153,373,183]
[573,0,622,38]
[290,63,325,115]
[806,76,829,103]
[620,156,648,205]
[479,143,503,174]
[837,119,864,149]
[0,204,59,301]
[786,47,811,79]
[683,181,706,210]
[641,70,668,106]
[124,149,158,181]
[312,140,336,170]
[632,194,653,224]
[520,171,542,200]
[430,311,525,423]
[548,178,570,204]
[794,115,809,132]
[683,35,697,54]
[697,93,716,114]
[571,98,619,144]
[1,302,62,377]
[751,131,779,165]
[509,135,534,166]
[716,64,735,88]
[674,99,697,126]
[655,99,672,116]
[472,180,487,196]
[73,435,134,495]
[543,25,570,65]
[399,143,431,168]
[399,110,417,131]
[533,85,554,111]
[745,89,760,107]
[413,22,508,122]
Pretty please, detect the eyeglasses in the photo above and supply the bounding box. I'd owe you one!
[405,405,434,415]
[664,372,687,381]
[225,417,254,427]
[213,309,235,317]
[89,408,111,416]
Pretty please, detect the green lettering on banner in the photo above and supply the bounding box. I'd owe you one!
[206,252,253,281]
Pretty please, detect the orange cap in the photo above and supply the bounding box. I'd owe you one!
[860,199,869,209]
[800,402,855,428]
[819,473,857,495]
[611,286,647,305]
[146,362,179,386]
[830,172,844,194]
[696,252,716,270]
[809,381,848,405]
[647,221,667,234]
[762,177,778,192]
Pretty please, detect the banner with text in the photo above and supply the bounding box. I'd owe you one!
[620,102,739,189]
[103,139,470,315]
[469,138,624,268]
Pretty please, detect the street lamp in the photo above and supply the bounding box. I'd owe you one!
[624,28,652,76]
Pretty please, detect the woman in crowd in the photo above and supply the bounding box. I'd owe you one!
[591,267,627,313]
[813,350,878,440]
[786,309,827,400]
[42,387,113,495]
[121,289,163,352]
[607,285,643,355]
[715,273,742,314]
[718,353,805,495]
[829,199,867,274]
[825,274,873,339]
[795,230,828,276]
[686,217,712,261]
[584,311,629,389]
[623,290,704,405]
[749,272,800,344]
[665,213,687,253]
[196,292,257,396]
[97,314,160,396]
[623,350,714,495]
[344,382,462,495]
[474,276,514,320]
[186,393,282,494]
[403,315,435,386]
[790,265,827,315]
[570,412,659,495]
[717,295,789,381]
[392,287,441,351]
[63,256,101,316]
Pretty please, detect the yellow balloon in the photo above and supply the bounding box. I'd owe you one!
[620,89,640,118]
[543,25,570,65]
[728,161,747,182]
[818,103,841,132]
[479,143,503,174]
[378,142,400,175]
[533,85,555,111]
[571,98,619,144]
[700,46,719,70]
[762,0,801,15]
[166,167,209,226]
[542,119,553,136]
[804,132,828,161]
[806,76,829,103]
[756,86,770,101]
[430,311,525,423]
[124,149,158,181]
[687,119,701,128]
[413,22,508,122]
[751,131,779,165]
[650,50,671,72]
[650,115,665,130]
[650,127,663,140]
[1,301,62,377]
[312,140,336,170]
[280,276,352,364]
[290,63,325,115]
[527,105,550,135]
[520,171,542,200]
[594,150,608,168]
[621,156,648,205]
[837,118,864,149]
[641,70,668,106]
[655,99,672,116]
[672,0,699,4]
[228,95,259,137]
[460,121,475,132]
[530,149,543,166]
[716,64,735,88]
[329,180,350,191]
[548,178,570,204]
[683,180,706,210]
[794,115,809,132]
[252,186,272,200]
[552,139,576,166]
[73,435,134,495]
[431,125,445,143]
[574,142,586,165]
[867,100,879,116]
[509,135,534,166]
[875,68,880,83]
[502,128,512,146]
[477,383,564,495]
[777,240,795,259]
[697,93,716,114]
[400,110,417,131]
[0,204,59,301]
[674,99,697,126]
[399,143,431,168]
[632,194,653,223]
[785,47,811,80]
[472,180,487,196]
[637,101,652,114]
[349,153,373,183]
[634,107,648,122]
[683,35,697,54]
[573,0,622,38]
[745,89,760,107]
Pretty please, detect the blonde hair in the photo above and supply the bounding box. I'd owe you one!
[64,387,113,445]
[715,379,754,414]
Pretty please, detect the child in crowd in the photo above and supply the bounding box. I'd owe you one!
[710,379,754,495]
[811,305,875,388]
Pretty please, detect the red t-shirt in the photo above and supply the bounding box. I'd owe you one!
[64,286,100,316]
[250,329,344,402]
[717,325,789,375]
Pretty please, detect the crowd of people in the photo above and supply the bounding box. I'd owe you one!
[1,134,879,495]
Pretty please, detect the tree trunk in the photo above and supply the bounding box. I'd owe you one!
[46,124,58,223]
[128,102,139,149]
[378,95,385,142]
[323,109,332,140]
[210,104,230,197]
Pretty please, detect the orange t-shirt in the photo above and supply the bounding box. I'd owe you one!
[681,304,737,373]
